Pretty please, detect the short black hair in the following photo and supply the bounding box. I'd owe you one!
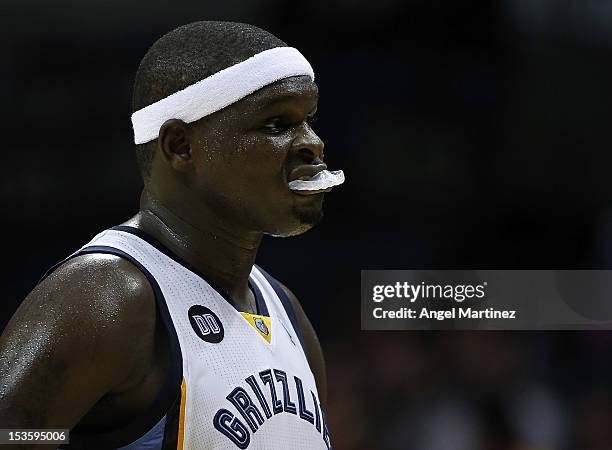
[132,21,286,179]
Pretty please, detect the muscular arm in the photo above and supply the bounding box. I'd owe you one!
[278,283,328,411]
[0,255,157,448]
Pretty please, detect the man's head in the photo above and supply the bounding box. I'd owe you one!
[132,21,327,237]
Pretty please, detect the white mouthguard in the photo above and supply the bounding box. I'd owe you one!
[288,169,345,191]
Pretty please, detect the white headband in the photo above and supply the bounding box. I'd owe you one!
[131,46,315,144]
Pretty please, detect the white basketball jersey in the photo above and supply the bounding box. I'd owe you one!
[57,226,331,450]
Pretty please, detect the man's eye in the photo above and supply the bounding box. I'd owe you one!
[262,118,288,134]
[306,112,319,126]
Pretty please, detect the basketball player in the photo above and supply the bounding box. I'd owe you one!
[0,21,344,449]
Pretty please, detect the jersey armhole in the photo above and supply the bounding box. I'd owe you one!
[44,246,184,449]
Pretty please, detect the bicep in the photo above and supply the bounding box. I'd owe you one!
[0,255,156,429]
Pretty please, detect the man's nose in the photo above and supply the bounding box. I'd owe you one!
[292,123,324,163]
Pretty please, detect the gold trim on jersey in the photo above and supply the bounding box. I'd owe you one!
[240,313,272,343]
[177,378,187,450]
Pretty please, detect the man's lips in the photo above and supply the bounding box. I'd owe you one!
[291,186,332,196]
[288,163,328,183]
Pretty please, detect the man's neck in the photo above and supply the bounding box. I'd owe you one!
[131,189,263,310]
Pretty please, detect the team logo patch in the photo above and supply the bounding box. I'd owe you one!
[254,317,269,336]
[188,305,224,343]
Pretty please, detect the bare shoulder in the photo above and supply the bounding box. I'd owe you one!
[0,253,157,428]
[276,280,328,408]
[17,253,157,357]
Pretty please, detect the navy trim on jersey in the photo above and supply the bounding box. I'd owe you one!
[249,278,269,317]
[111,225,269,316]
[160,388,183,449]
[43,246,183,450]
[255,266,305,349]
[117,415,166,450]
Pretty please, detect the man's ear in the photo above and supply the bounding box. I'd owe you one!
[157,119,192,172]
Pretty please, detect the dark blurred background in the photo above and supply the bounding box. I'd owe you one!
[3,1,612,449]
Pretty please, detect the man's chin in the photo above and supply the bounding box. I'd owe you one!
[266,207,324,238]
[294,202,324,226]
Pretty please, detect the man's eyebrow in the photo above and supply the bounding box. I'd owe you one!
[255,90,319,111]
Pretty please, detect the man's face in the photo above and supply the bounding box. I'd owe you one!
[188,75,326,237]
